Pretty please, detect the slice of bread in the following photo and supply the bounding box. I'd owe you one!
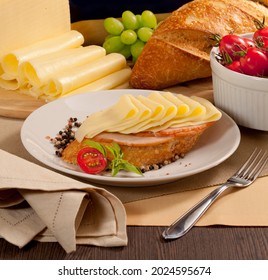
[62,122,214,169]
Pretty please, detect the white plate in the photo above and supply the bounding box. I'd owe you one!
[21,89,241,187]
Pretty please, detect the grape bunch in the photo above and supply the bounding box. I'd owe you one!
[103,10,157,63]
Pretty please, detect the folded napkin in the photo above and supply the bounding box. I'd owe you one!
[0,149,127,253]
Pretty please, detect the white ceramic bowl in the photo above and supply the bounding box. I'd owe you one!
[210,33,268,131]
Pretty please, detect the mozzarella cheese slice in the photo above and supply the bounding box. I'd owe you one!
[107,94,152,132]
[76,94,141,142]
[0,72,19,90]
[75,92,222,141]
[149,93,208,131]
[42,53,127,98]
[144,91,178,127]
[19,45,106,89]
[62,67,131,97]
[191,96,222,122]
[1,30,84,77]
[118,95,165,134]
[114,81,130,89]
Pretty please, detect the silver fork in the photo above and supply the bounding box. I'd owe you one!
[162,148,268,240]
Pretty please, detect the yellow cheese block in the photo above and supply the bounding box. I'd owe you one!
[0,0,70,55]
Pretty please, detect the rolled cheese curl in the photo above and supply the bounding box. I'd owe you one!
[114,81,130,89]
[0,63,3,76]
[18,45,106,88]
[42,53,127,98]
[0,72,18,90]
[0,60,19,89]
[62,67,131,97]
[1,30,84,76]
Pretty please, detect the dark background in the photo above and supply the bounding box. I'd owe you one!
[69,0,190,22]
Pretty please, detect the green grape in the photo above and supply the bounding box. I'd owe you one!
[132,55,138,64]
[103,36,125,53]
[141,10,157,29]
[122,10,139,30]
[137,27,153,42]
[104,34,114,41]
[119,45,132,59]
[104,17,124,35]
[120,30,137,45]
[136,14,143,29]
[130,39,145,58]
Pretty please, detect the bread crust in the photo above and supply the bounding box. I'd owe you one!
[130,0,268,89]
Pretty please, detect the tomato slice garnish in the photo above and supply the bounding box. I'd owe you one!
[77,147,107,174]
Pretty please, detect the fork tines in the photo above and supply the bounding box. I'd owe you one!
[234,148,268,181]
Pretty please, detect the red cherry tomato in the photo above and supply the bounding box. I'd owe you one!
[219,34,249,61]
[239,47,268,77]
[225,60,243,73]
[77,147,107,174]
[243,37,255,49]
[253,26,268,51]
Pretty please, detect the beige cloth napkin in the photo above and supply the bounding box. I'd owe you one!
[0,149,127,253]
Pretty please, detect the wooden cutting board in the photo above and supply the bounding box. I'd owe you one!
[0,78,213,119]
[0,88,45,119]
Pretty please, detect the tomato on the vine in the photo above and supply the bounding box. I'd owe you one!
[226,60,243,73]
[239,47,268,77]
[218,34,249,61]
[243,37,255,49]
[253,20,268,51]
[77,147,107,174]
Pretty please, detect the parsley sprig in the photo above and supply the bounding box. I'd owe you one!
[84,140,143,177]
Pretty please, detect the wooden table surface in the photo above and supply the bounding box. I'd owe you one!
[1,226,268,260]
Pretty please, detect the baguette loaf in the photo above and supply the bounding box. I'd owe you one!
[130,0,268,90]
[254,0,268,7]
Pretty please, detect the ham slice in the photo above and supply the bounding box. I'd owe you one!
[92,123,213,146]
[93,132,174,146]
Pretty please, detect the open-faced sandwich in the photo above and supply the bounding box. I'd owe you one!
[54,91,222,176]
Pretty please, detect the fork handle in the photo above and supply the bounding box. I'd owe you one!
[162,183,230,240]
